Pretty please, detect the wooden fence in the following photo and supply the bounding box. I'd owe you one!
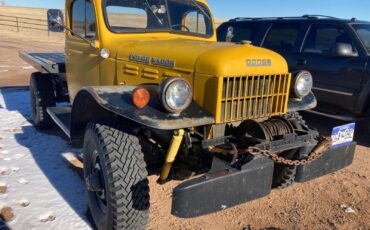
[0,14,50,36]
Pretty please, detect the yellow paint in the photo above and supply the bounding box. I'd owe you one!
[64,0,290,123]
[160,129,185,182]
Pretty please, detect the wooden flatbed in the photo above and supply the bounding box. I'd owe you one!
[19,52,65,74]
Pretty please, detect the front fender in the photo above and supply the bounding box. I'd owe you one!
[71,86,215,138]
[287,92,317,113]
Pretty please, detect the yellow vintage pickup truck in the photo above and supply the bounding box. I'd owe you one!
[20,0,355,229]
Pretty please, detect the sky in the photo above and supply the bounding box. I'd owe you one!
[3,0,370,21]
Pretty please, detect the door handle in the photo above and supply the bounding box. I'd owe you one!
[296,59,307,66]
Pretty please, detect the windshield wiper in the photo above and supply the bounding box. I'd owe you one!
[145,0,163,25]
[189,0,211,20]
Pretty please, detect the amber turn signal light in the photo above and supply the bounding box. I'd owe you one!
[132,87,150,108]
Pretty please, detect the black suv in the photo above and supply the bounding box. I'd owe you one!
[217,15,370,123]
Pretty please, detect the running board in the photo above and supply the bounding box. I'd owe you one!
[304,110,359,122]
[47,106,72,138]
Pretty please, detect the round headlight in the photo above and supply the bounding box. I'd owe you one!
[293,71,313,98]
[159,77,193,113]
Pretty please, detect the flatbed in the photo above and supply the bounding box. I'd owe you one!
[19,52,65,74]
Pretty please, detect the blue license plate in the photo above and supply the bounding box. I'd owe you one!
[331,123,356,148]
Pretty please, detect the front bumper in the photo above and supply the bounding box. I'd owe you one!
[171,142,356,218]
[295,142,356,182]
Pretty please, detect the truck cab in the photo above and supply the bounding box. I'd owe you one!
[19,1,356,230]
[65,0,217,101]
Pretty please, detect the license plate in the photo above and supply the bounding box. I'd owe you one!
[331,123,355,148]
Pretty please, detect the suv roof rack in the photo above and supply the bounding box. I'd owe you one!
[231,15,340,21]
[301,15,339,19]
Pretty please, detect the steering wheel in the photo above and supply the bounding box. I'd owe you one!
[171,24,190,32]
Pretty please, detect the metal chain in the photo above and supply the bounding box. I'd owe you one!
[248,136,333,166]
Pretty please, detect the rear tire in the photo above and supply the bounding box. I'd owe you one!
[29,72,56,129]
[83,121,150,230]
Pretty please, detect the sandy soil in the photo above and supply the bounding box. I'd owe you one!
[0,26,369,230]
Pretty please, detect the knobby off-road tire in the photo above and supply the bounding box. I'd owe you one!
[272,147,298,189]
[83,122,150,230]
[272,165,297,189]
[29,72,56,129]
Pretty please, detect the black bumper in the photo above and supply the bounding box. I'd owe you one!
[295,142,356,182]
[171,142,356,218]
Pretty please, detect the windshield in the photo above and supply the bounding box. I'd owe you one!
[352,24,370,53]
[103,0,213,37]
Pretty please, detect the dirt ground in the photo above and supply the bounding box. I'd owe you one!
[0,37,369,230]
[0,39,63,87]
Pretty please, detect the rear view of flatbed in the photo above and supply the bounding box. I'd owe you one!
[19,52,65,74]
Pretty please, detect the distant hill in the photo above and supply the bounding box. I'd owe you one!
[0,6,51,19]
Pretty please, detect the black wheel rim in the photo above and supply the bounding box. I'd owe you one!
[91,150,107,214]
[30,90,37,120]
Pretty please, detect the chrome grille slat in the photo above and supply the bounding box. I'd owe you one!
[220,74,291,123]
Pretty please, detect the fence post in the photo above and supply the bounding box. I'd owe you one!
[15,17,19,32]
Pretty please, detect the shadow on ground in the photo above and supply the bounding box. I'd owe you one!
[0,87,91,227]
[0,216,10,230]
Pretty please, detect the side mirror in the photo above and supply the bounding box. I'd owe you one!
[335,43,358,57]
[47,9,65,32]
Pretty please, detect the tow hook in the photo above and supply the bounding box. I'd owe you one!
[86,169,103,192]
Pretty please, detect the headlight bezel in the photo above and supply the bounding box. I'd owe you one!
[159,77,193,114]
[292,70,313,99]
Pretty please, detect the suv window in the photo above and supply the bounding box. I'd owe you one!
[217,22,262,43]
[263,23,301,53]
[352,24,370,53]
[303,24,353,55]
[71,0,96,39]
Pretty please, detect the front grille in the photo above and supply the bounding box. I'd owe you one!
[220,74,291,122]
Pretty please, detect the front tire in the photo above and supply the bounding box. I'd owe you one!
[29,72,56,129]
[83,122,150,230]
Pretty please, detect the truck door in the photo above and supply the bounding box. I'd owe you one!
[295,23,366,112]
[65,0,100,101]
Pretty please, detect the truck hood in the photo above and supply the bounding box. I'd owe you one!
[116,39,288,76]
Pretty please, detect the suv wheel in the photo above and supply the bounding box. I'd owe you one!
[83,121,150,230]
[29,72,56,129]
[362,109,370,135]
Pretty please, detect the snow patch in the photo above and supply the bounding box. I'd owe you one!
[22,66,34,70]
[18,199,30,207]
[0,65,15,68]
[10,166,20,172]
[0,88,91,229]
[0,150,9,154]
[17,178,29,185]
[12,153,26,160]
[0,181,7,187]
[39,212,56,222]
[0,167,8,175]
